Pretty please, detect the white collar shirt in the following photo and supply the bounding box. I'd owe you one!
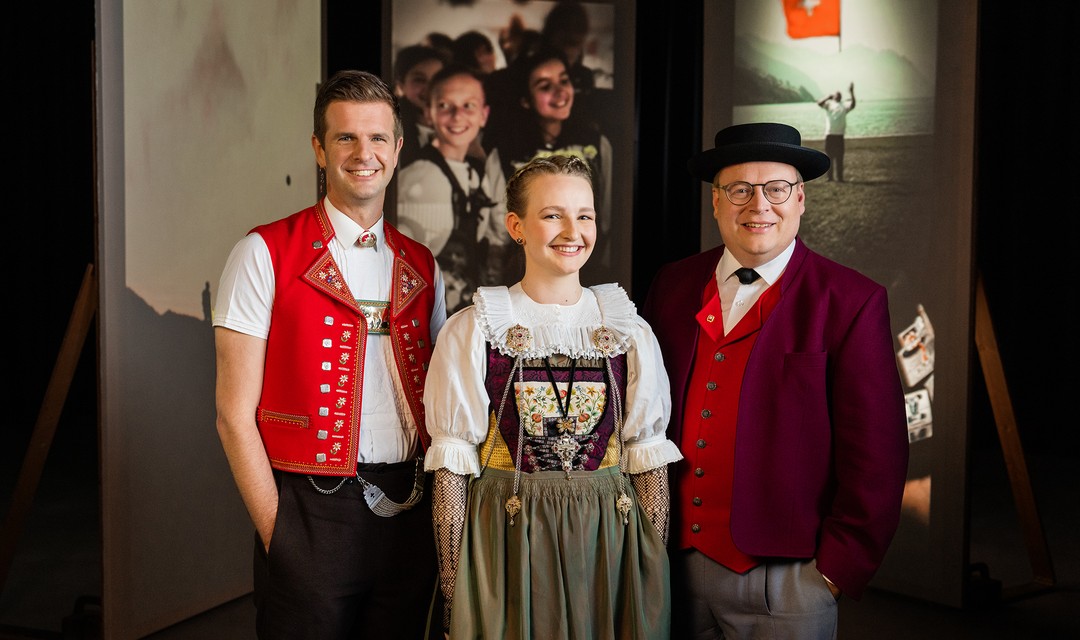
[324,199,415,463]
[715,240,795,334]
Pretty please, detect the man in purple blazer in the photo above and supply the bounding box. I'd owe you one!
[642,122,908,639]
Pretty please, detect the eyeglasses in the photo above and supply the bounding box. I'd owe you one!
[715,179,799,205]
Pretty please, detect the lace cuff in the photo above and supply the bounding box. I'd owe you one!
[630,465,671,545]
[432,469,469,632]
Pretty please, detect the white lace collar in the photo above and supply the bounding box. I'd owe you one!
[474,282,637,358]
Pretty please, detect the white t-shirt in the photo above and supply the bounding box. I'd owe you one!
[823,98,854,136]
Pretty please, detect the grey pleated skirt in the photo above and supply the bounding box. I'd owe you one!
[449,466,671,640]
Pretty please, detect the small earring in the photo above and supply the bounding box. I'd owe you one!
[515,236,525,246]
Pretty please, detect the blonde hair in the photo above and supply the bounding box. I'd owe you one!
[505,154,593,214]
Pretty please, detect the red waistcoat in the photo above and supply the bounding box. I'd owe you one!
[252,202,438,476]
[675,275,782,570]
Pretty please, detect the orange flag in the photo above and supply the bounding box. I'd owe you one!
[782,0,840,39]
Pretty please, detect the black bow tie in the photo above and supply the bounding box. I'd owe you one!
[734,268,760,285]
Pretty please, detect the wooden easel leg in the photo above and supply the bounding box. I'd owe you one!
[973,272,1056,600]
[0,264,98,592]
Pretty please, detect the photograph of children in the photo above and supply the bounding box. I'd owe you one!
[721,0,978,603]
[390,0,631,312]
[395,65,509,314]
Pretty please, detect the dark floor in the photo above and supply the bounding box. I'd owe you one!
[1,436,1078,639]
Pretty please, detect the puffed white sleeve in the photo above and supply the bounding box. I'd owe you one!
[622,314,683,474]
[423,306,491,476]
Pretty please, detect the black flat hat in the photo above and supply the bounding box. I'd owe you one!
[687,122,830,183]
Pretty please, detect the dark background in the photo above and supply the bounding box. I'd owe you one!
[4,0,1074,630]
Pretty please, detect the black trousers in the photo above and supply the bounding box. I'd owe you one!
[253,461,441,639]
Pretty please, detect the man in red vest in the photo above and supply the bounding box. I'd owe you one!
[642,122,908,639]
[214,70,447,639]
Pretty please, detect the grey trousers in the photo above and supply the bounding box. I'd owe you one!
[672,549,838,640]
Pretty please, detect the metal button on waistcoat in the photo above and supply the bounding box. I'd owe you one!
[701,409,712,419]
[706,381,717,390]
[693,497,702,506]
[714,352,725,362]
[694,467,704,477]
[691,524,701,533]
[696,439,706,448]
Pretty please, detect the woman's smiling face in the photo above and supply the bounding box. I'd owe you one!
[508,172,596,279]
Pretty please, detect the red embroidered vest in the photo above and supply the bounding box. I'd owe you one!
[253,202,438,476]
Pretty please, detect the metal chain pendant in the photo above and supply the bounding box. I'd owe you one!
[505,494,522,526]
[617,492,633,525]
[553,433,579,479]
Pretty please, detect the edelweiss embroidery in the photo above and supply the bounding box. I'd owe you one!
[318,265,346,291]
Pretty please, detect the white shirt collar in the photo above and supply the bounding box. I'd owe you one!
[324,197,385,250]
[473,283,638,359]
[716,239,796,287]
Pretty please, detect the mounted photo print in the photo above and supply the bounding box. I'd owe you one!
[385,0,635,314]
[702,0,977,607]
